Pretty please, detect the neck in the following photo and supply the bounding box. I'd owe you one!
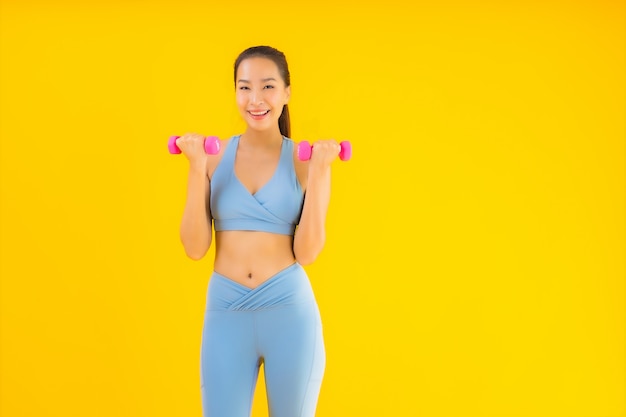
[241,128,283,149]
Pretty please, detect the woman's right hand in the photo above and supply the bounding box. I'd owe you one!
[175,133,208,169]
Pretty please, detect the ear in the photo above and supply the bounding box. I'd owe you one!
[285,85,291,104]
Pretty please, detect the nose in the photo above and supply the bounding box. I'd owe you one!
[250,90,264,106]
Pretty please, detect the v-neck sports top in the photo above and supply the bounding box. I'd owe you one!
[210,135,304,236]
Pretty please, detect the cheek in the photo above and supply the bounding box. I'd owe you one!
[268,91,286,106]
[236,93,247,108]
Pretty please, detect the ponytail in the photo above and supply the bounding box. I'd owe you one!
[279,104,290,138]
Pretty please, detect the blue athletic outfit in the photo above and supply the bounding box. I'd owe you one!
[200,135,326,417]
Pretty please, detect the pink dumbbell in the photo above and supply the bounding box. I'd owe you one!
[168,135,220,155]
[297,140,352,161]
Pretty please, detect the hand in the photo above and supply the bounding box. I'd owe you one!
[175,133,208,168]
[309,139,342,168]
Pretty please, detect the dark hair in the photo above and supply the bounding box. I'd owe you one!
[234,46,291,138]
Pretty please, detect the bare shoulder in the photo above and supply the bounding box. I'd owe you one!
[206,137,232,180]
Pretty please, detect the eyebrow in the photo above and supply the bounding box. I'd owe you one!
[237,78,277,83]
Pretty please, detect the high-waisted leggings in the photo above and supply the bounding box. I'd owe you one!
[200,262,325,417]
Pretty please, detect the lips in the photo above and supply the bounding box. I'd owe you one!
[248,109,270,120]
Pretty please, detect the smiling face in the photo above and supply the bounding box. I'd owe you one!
[235,57,291,134]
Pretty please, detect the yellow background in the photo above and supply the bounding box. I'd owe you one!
[1,0,624,416]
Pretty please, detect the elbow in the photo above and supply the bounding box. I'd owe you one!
[185,249,207,261]
[295,253,317,266]
[293,227,326,265]
[294,245,323,266]
[180,237,211,261]
[293,232,325,266]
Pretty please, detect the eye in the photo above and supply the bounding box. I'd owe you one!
[263,85,275,89]
[239,86,250,90]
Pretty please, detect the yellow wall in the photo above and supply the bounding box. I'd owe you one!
[1,0,624,416]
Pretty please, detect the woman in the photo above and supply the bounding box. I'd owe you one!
[175,45,341,417]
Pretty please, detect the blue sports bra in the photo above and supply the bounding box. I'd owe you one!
[210,135,304,235]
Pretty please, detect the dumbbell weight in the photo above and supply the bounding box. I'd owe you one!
[168,135,220,155]
[297,140,351,161]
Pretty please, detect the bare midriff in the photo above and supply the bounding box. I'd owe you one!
[213,230,296,289]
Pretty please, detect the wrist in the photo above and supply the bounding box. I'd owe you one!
[308,160,331,174]
[307,164,331,183]
[188,162,206,176]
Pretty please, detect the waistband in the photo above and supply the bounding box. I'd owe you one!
[206,262,315,311]
[213,218,296,235]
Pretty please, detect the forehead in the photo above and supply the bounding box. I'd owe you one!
[236,57,281,81]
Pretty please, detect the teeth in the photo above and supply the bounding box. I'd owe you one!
[250,110,269,116]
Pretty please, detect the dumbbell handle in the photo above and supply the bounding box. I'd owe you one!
[168,135,220,154]
[297,140,352,161]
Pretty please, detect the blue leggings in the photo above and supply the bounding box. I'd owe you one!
[200,262,326,417]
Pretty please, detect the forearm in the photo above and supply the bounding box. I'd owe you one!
[180,164,212,260]
[293,165,331,265]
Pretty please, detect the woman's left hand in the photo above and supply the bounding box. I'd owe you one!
[309,139,342,168]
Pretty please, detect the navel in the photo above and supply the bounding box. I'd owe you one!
[247,273,252,279]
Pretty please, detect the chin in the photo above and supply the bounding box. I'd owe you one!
[248,120,276,131]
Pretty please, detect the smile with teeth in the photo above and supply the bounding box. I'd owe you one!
[249,110,270,116]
